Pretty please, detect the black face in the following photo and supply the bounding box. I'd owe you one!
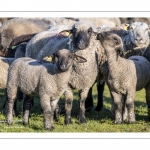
[73,27,92,50]
[55,50,73,72]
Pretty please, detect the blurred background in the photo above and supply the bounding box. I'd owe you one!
[1,17,150,28]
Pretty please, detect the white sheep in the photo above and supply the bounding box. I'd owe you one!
[97,32,150,123]
[5,49,87,130]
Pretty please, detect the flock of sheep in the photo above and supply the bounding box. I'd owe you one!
[0,17,150,131]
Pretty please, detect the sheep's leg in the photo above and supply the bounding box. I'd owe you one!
[51,99,59,122]
[85,87,94,112]
[53,102,60,122]
[111,92,123,124]
[5,88,18,125]
[125,91,135,123]
[94,81,105,111]
[22,95,34,125]
[40,95,54,131]
[64,88,73,124]
[3,89,18,117]
[145,85,150,120]
[78,89,89,123]
[122,96,128,122]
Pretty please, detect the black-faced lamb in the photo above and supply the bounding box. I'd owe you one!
[5,49,87,130]
[97,32,150,123]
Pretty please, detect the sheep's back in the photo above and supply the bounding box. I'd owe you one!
[129,55,150,91]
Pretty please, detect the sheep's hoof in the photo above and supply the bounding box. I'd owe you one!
[23,121,29,126]
[114,120,122,124]
[45,126,54,131]
[7,120,13,125]
[79,118,87,124]
[64,117,72,125]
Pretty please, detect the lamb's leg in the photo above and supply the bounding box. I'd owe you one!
[22,95,34,125]
[85,87,94,112]
[5,88,18,125]
[125,91,135,123]
[111,92,123,124]
[40,95,54,131]
[94,81,105,111]
[145,85,150,120]
[78,89,89,123]
[51,99,59,122]
[64,88,73,124]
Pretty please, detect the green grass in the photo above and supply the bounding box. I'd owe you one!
[0,84,150,132]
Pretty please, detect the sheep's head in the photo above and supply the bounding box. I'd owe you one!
[97,32,124,57]
[44,49,87,72]
[72,21,93,50]
[128,22,150,48]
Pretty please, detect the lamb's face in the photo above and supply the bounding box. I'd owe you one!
[55,49,74,72]
[128,22,149,47]
[72,22,92,50]
[97,32,124,53]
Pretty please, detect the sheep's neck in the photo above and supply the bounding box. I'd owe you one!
[105,49,125,78]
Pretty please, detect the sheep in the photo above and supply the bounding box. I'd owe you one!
[85,21,150,112]
[6,33,37,58]
[25,20,103,124]
[97,32,150,123]
[25,17,81,60]
[0,18,49,57]
[5,49,87,130]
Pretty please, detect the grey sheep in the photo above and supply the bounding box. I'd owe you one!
[5,49,87,130]
[97,32,150,123]
[0,18,49,57]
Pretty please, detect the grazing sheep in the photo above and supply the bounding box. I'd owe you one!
[5,49,87,130]
[0,18,49,57]
[97,32,150,123]
[86,21,150,112]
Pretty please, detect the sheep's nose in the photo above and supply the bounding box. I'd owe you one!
[79,39,84,44]
[60,64,66,69]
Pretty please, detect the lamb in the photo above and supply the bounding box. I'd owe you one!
[5,49,87,130]
[97,32,150,123]
[0,18,49,57]
[85,21,150,112]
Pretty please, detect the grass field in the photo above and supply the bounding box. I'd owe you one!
[0,84,150,133]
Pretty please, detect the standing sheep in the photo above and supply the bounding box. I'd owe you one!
[0,18,49,57]
[97,32,150,123]
[5,49,87,130]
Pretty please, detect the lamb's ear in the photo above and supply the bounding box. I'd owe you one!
[59,30,72,37]
[73,55,87,63]
[42,55,54,63]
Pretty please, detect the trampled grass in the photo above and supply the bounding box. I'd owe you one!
[0,84,150,133]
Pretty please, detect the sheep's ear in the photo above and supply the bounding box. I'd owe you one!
[42,55,54,63]
[59,30,71,37]
[73,55,87,63]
